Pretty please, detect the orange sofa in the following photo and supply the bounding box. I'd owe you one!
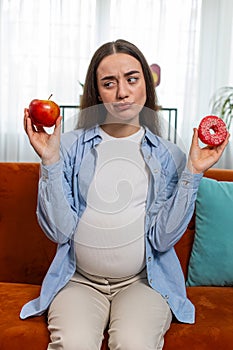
[0,162,233,350]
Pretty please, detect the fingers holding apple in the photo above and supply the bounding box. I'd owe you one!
[24,96,62,164]
[24,108,29,133]
[29,95,60,128]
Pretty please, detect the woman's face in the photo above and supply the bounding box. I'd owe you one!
[96,53,147,124]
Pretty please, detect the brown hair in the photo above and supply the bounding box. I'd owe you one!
[77,39,161,135]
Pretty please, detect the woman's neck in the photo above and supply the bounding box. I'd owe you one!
[100,123,141,138]
[101,112,141,138]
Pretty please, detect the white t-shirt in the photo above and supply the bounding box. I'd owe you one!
[74,126,149,278]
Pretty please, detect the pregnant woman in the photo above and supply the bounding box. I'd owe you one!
[22,39,229,350]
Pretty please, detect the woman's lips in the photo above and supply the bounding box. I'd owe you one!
[112,102,134,112]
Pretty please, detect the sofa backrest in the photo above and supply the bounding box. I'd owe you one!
[0,162,233,285]
[0,162,56,284]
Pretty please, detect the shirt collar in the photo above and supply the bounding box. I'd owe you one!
[82,124,160,148]
[143,126,160,147]
[83,125,101,142]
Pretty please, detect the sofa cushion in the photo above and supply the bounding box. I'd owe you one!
[187,177,233,286]
[164,286,233,350]
[1,282,233,350]
[0,282,49,350]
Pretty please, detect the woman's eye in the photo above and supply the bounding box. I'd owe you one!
[128,77,138,83]
[104,81,114,88]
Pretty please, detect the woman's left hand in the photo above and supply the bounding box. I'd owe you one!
[187,128,230,174]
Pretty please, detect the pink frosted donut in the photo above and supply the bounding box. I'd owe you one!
[198,115,227,146]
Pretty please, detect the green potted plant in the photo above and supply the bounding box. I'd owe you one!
[210,86,233,129]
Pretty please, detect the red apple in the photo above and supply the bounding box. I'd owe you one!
[29,95,60,127]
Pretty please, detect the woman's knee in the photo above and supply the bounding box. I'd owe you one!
[108,281,172,349]
[109,330,168,350]
[47,280,109,349]
[109,330,149,350]
[48,329,103,350]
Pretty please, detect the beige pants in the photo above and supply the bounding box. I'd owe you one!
[47,268,172,350]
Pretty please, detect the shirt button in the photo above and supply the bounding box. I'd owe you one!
[164,295,169,300]
[149,279,153,284]
[154,169,158,173]
[148,256,151,262]
[182,180,189,186]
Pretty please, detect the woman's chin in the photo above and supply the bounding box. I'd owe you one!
[105,113,139,126]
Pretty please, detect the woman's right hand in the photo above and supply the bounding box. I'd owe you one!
[24,108,62,165]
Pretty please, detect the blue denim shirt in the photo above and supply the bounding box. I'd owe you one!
[20,126,202,323]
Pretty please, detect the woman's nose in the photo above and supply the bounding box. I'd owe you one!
[117,81,129,100]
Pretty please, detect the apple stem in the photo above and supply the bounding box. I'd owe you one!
[48,94,53,100]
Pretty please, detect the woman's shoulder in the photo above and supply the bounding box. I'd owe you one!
[145,128,185,156]
[60,126,100,162]
[146,131,186,172]
[60,128,85,146]
[158,136,185,155]
[60,129,87,161]
[60,126,99,147]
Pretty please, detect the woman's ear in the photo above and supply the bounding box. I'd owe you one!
[98,95,102,101]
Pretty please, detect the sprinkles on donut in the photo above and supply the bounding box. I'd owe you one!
[198,115,228,146]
